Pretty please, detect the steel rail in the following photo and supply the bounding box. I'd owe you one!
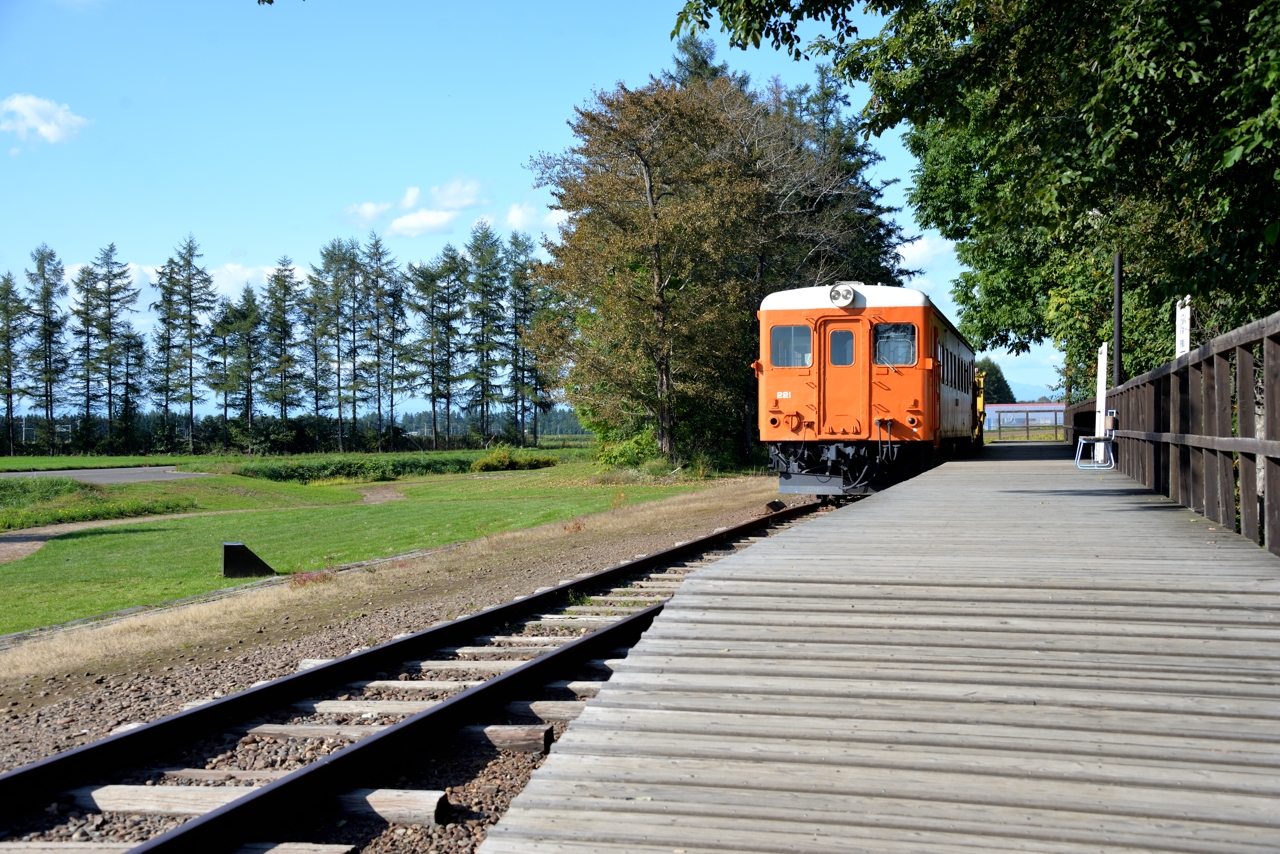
[0,500,818,815]
[130,602,664,854]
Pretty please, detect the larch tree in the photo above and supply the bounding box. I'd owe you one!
[462,221,508,438]
[0,273,31,455]
[311,239,359,451]
[204,297,236,448]
[172,236,217,453]
[505,230,540,444]
[118,324,147,453]
[23,244,68,454]
[359,233,397,449]
[409,245,468,449]
[69,266,101,450]
[91,243,139,453]
[262,257,303,432]
[299,265,336,446]
[149,260,184,451]
[228,284,264,451]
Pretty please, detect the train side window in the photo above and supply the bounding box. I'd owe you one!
[771,325,812,367]
[873,323,916,365]
[829,329,854,366]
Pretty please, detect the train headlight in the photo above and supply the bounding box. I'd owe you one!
[829,283,858,307]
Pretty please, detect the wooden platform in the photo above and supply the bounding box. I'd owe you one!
[481,443,1280,853]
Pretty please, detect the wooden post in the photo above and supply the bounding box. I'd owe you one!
[1265,334,1280,557]
[1215,351,1236,533]
[1174,366,1189,506]
[1189,361,1204,515]
[1238,345,1259,544]
[1202,358,1221,523]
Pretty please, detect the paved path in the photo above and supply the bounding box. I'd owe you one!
[0,466,212,484]
[483,442,1280,854]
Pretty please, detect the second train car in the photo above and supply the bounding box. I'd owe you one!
[755,281,982,496]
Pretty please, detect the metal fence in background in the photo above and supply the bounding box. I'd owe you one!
[1065,309,1279,556]
[989,409,1064,442]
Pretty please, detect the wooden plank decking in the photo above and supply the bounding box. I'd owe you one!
[480,443,1280,853]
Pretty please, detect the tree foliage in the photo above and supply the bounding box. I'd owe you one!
[676,0,1280,398]
[532,39,911,461]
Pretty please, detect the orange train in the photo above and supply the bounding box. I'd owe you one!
[754,282,983,496]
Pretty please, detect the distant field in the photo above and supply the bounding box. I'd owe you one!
[0,462,697,634]
[0,455,221,472]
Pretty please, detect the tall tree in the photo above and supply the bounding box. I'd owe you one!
[505,231,540,444]
[118,324,147,453]
[23,244,67,454]
[68,266,100,451]
[409,245,468,449]
[462,221,508,438]
[149,261,184,451]
[262,257,303,431]
[172,236,217,452]
[299,265,336,447]
[975,357,1015,405]
[0,274,30,455]
[227,284,264,451]
[91,243,139,453]
[311,239,360,451]
[205,297,236,449]
[360,233,397,450]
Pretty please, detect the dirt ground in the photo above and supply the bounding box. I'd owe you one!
[0,475,799,773]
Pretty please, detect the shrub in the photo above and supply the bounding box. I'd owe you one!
[470,450,559,473]
[236,456,475,483]
[597,429,660,468]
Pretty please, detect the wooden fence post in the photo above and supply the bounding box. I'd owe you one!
[1238,345,1259,545]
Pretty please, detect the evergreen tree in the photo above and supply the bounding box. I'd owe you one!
[204,298,236,449]
[0,273,31,455]
[23,244,67,454]
[381,268,413,452]
[311,239,359,451]
[505,231,539,444]
[976,357,1016,404]
[359,233,397,450]
[262,257,303,431]
[118,324,147,453]
[227,284,264,451]
[172,236,217,453]
[334,238,365,449]
[409,245,468,449]
[462,222,508,437]
[91,243,139,453]
[149,261,184,451]
[69,266,101,451]
[299,265,336,447]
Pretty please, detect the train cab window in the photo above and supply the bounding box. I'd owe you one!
[771,325,812,367]
[829,329,854,366]
[873,323,916,366]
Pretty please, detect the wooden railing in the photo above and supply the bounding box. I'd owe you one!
[1064,309,1279,555]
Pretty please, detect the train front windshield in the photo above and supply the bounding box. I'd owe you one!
[772,325,812,367]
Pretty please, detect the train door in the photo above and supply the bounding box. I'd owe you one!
[819,318,867,437]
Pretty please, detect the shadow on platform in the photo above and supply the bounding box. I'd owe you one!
[980,441,1074,462]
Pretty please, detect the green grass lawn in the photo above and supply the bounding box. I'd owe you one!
[0,463,693,634]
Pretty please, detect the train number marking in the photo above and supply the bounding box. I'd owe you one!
[776,391,792,399]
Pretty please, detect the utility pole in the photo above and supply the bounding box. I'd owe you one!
[1112,250,1123,386]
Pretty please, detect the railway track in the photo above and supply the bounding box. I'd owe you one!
[0,501,819,854]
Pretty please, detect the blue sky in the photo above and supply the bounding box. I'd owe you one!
[0,0,1059,404]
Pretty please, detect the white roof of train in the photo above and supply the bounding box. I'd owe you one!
[760,283,932,311]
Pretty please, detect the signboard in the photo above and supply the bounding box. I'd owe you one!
[1175,297,1192,357]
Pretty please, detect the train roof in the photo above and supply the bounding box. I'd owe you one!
[760,283,932,311]
[760,283,975,354]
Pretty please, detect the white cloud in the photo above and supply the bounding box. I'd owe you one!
[209,263,274,298]
[543,209,568,229]
[0,94,89,143]
[399,186,420,209]
[897,234,956,270]
[347,201,392,224]
[430,178,481,210]
[506,203,539,230]
[387,209,459,237]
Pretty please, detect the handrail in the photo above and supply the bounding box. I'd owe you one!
[1063,308,1279,555]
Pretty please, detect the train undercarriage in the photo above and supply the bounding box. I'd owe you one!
[768,438,974,497]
